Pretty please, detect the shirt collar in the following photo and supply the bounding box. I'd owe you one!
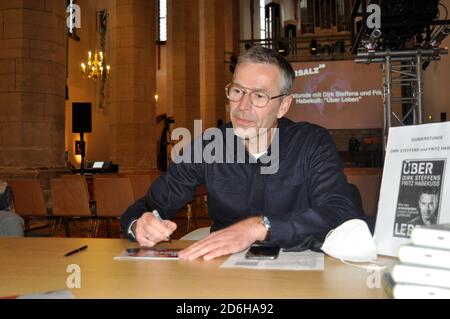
[224,118,290,163]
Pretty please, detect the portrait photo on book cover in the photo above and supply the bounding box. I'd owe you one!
[393,159,446,238]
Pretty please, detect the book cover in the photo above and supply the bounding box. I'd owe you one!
[383,272,450,299]
[113,247,180,260]
[411,223,450,250]
[398,244,450,270]
[392,263,450,289]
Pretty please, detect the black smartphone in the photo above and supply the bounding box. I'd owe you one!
[245,245,280,260]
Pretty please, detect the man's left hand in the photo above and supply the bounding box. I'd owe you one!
[178,216,267,261]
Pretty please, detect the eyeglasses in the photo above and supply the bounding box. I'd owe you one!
[224,83,287,108]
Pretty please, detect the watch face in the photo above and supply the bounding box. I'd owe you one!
[262,216,271,230]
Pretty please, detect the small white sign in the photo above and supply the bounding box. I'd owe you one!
[375,122,450,257]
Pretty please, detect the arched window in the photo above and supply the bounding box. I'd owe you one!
[337,0,353,32]
[300,0,315,34]
[260,0,266,39]
[300,0,354,34]
[158,0,167,43]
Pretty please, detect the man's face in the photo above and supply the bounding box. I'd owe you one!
[229,62,292,140]
[418,193,438,224]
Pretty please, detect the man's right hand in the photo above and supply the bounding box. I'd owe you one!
[132,212,177,247]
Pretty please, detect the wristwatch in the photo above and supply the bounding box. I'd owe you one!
[259,215,271,241]
[128,219,138,239]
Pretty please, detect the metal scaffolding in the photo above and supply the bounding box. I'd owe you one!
[355,47,448,149]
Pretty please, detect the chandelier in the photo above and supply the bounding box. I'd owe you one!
[80,50,110,80]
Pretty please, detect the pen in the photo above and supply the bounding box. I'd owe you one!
[152,210,172,243]
[64,245,88,257]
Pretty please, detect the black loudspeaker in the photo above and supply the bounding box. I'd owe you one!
[72,102,92,133]
[441,112,447,122]
[285,24,296,38]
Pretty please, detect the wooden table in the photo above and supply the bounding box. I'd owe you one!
[0,237,393,298]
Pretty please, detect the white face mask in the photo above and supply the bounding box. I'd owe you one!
[321,219,379,264]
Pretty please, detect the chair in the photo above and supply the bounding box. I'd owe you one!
[60,174,96,234]
[61,175,90,200]
[346,173,382,217]
[185,185,209,232]
[148,169,162,182]
[125,174,153,200]
[348,182,377,234]
[348,183,365,218]
[51,178,93,237]
[94,177,135,237]
[7,179,49,232]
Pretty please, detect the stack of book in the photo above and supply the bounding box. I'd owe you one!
[383,223,450,299]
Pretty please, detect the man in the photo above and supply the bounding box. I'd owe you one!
[411,190,439,226]
[120,46,360,260]
[0,181,24,237]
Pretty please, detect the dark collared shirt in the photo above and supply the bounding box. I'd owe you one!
[120,118,360,247]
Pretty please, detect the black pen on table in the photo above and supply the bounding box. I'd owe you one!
[152,210,172,243]
[64,245,88,257]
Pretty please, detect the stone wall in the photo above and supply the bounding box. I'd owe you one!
[0,0,67,185]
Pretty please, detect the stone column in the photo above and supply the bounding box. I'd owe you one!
[199,0,227,130]
[166,0,200,135]
[109,0,157,171]
[0,0,67,183]
[223,0,240,124]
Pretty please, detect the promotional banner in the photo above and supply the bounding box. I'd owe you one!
[286,60,383,129]
[375,122,450,256]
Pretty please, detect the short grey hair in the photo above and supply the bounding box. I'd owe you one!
[236,46,295,94]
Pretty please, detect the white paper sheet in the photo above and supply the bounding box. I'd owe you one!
[220,249,324,271]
